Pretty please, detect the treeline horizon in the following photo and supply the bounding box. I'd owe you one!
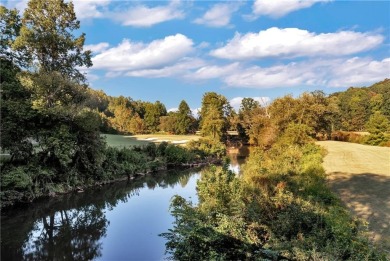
[85,78,390,146]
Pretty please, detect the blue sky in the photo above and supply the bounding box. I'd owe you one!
[6,0,390,112]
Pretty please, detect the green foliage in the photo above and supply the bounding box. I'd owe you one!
[13,0,92,81]
[144,101,167,133]
[330,79,390,132]
[278,123,315,146]
[187,138,226,159]
[176,100,194,134]
[0,6,29,67]
[164,145,194,165]
[199,92,230,141]
[162,136,386,260]
[364,111,390,145]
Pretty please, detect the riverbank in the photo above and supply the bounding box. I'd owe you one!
[1,138,226,209]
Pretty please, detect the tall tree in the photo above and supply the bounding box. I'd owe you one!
[199,92,229,141]
[13,0,92,81]
[144,101,167,133]
[176,100,193,134]
[0,6,30,67]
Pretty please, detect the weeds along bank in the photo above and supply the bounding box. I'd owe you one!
[0,138,225,209]
[161,124,387,260]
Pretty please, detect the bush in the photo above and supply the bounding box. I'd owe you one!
[187,138,226,159]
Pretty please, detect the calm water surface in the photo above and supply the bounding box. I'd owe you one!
[1,169,200,261]
[1,150,247,261]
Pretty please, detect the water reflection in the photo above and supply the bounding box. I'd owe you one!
[228,145,250,174]
[1,168,198,261]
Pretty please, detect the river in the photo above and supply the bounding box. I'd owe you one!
[1,151,247,261]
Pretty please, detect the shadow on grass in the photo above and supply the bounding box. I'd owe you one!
[328,172,390,250]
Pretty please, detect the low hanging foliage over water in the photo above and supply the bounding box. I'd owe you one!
[161,125,387,260]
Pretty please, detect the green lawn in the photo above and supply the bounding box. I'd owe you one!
[102,134,200,148]
[102,134,152,148]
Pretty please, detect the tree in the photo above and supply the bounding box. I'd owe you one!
[159,113,178,134]
[13,0,92,81]
[176,100,193,134]
[365,111,390,145]
[0,6,30,67]
[199,92,229,141]
[144,101,167,133]
[0,58,36,162]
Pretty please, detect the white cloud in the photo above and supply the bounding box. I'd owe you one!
[194,3,240,27]
[125,58,205,78]
[91,34,194,72]
[221,57,390,88]
[252,0,330,18]
[86,73,100,82]
[168,108,178,113]
[328,57,390,87]
[191,108,201,118]
[111,0,184,27]
[84,42,110,54]
[230,96,271,111]
[211,27,384,60]
[188,63,240,80]
[72,0,111,20]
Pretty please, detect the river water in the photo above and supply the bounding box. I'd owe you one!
[1,150,247,261]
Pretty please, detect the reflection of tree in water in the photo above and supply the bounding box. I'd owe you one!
[1,168,198,260]
[23,205,107,260]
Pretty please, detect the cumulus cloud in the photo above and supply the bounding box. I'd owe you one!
[252,0,330,18]
[84,42,110,54]
[126,58,205,78]
[188,63,240,80]
[221,57,390,88]
[194,2,241,27]
[111,0,184,27]
[328,57,390,87]
[73,0,111,20]
[211,27,384,60]
[91,34,194,72]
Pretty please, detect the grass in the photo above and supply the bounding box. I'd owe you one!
[102,134,200,148]
[102,134,151,148]
[317,140,390,252]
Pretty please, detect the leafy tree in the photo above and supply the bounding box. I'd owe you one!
[159,113,178,134]
[240,97,259,113]
[238,98,274,146]
[0,6,29,67]
[365,111,390,145]
[0,58,35,162]
[144,101,167,133]
[176,100,193,134]
[199,92,229,141]
[107,96,134,133]
[13,0,92,81]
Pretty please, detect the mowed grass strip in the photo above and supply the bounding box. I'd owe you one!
[102,134,151,148]
[131,134,200,144]
[317,141,390,250]
[102,134,200,148]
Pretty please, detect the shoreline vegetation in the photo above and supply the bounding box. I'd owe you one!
[1,137,225,209]
[161,128,388,260]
